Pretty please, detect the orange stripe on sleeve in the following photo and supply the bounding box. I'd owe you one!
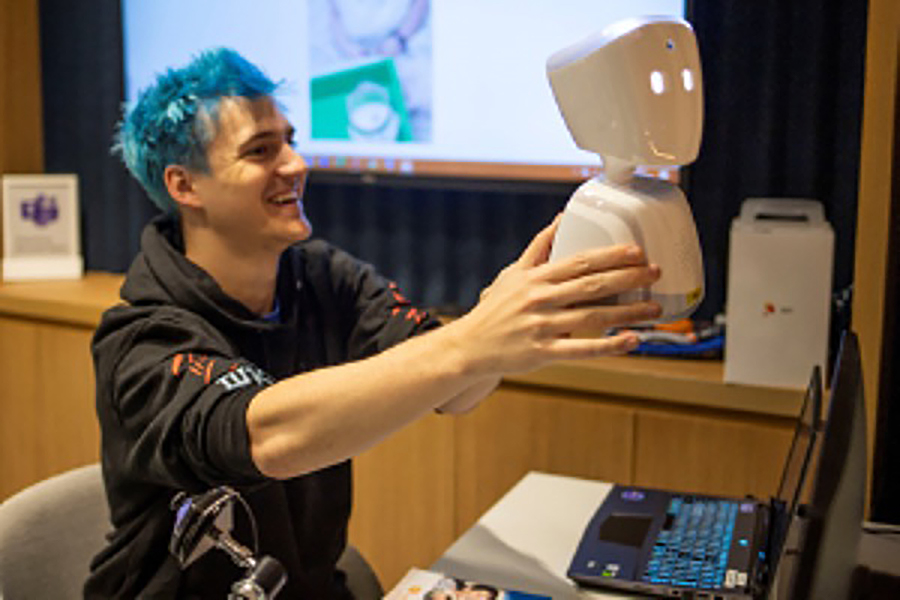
[172,354,183,376]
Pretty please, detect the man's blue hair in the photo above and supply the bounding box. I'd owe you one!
[114,48,280,213]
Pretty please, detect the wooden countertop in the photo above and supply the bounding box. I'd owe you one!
[0,271,123,327]
[507,355,803,418]
[0,273,803,418]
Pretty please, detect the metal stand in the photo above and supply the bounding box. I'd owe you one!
[169,486,287,599]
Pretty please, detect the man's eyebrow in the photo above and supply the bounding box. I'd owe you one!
[238,125,295,149]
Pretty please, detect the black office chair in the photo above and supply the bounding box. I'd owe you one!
[338,543,384,600]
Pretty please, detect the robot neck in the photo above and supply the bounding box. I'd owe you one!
[602,156,635,185]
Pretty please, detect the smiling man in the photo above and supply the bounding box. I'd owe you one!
[85,48,662,599]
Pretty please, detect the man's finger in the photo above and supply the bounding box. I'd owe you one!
[519,213,563,267]
[544,264,662,308]
[537,244,650,284]
[543,302,663,336]
[545,331,642,359]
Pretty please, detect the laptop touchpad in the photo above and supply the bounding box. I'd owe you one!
[598,513,653,548]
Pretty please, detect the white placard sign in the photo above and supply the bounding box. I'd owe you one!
[2,174,83,281]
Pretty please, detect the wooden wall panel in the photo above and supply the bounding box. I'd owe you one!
[854,0,900,513]
[0,0,43,175]
[350,412,455,590]
[634,409,794,500]
[0,318,97,500]
[34,323,99,475]
[0,316,41,499]
[454,386,635,535]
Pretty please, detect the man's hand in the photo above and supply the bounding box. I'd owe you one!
[450,214,662,376]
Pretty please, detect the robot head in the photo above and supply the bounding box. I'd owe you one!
[547,16,703,173]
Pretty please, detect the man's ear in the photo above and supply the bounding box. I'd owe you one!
[164,165,203,209]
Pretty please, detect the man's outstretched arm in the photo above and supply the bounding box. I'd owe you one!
[246,216,661,479]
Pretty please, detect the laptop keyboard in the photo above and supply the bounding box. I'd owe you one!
[641,496,738,589]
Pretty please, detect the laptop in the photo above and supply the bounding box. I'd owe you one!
[783,330,866,600]
[567,365,823,599]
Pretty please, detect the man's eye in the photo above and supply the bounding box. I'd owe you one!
[245,145,272,158]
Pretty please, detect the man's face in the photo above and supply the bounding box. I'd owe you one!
[190,96,310,256]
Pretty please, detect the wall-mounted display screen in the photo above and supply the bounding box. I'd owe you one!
[123,0,685,182]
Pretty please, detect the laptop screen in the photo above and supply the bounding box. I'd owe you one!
[775,366,823,511]
[765,365,823,581]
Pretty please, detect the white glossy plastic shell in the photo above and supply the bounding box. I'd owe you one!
[550,176,704,323]
[547,16,703,168]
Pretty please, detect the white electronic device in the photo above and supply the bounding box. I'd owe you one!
[724,198,834,389]
[546,16,705,323]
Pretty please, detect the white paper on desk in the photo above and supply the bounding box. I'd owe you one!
[386,568,551,600]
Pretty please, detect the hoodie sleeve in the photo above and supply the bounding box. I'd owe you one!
[102,310,270,492]
[321,244,442,361]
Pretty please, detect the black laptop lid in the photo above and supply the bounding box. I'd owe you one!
[787,330,866,600]
[766,365,823,577]
[776,365,823,511]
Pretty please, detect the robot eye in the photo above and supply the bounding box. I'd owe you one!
[666,38,675,50]
[682,68,695,91]
[650,71,666,95]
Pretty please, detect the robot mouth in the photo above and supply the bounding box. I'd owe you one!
[647,141,677,162]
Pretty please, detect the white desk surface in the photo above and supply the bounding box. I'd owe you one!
[431,472,628,599]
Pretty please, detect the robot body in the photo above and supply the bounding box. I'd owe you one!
[550,174,704,322]
[546,16,705,323]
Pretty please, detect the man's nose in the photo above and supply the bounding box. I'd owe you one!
[278,144,307,177]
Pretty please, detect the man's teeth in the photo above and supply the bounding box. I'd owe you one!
[271,196,297,205]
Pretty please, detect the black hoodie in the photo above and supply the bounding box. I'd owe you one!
[84,216,439,599]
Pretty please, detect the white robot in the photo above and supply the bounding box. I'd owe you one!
[547,16,705,323]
